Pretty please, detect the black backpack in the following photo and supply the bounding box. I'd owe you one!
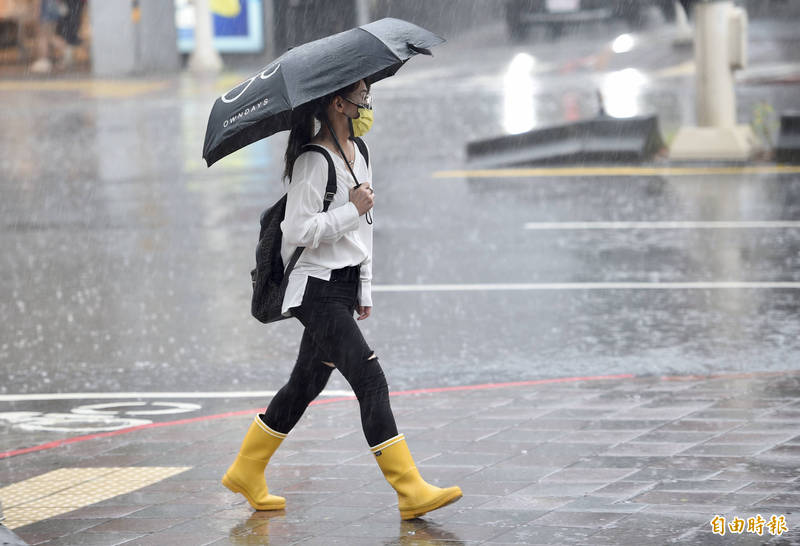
[251,138,369,323]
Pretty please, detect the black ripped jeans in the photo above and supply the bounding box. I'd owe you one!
[262,266,398,447]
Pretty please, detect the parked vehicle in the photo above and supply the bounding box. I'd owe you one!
[504,0,690,41]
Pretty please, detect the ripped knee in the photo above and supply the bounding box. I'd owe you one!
[321,360,336,368]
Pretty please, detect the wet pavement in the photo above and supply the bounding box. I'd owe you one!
[1,7,800,545]
[2,15,800,394]
[2,371,800,545]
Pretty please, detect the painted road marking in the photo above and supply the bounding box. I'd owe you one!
[0,390,354,402]
[71,402,202,416]
[0,402,206,433]
[373,282,800,292]
[0,80,170,99]
[433,166,800,178]
[523,221,800,230]
[0,466,191,529]
[0,411,152,433]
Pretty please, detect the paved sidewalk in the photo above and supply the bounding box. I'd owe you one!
[2,371,800,545]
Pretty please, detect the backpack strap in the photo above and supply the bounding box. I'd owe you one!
[301,143,337,212]
[353,137,369,168]
[282,144,338,280]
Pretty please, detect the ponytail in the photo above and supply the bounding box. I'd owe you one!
[283,109,316,183]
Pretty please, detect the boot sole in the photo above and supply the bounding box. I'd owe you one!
[399,488,463,520]
[221,474,286,511]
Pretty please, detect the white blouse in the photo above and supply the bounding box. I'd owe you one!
[279,141,373,317]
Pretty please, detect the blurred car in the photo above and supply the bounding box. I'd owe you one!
[504,0,692,41]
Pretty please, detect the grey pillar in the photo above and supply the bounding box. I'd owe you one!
[90,0,179,76]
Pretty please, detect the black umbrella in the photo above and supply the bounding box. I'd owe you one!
[202,17,445,167]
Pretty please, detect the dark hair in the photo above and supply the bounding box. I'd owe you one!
[282,81,362,183]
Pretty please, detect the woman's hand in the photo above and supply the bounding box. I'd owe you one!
[356,305,371,320]
[349,182,374,216]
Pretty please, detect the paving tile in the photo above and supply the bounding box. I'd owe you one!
[704,431,797,444]
[539,467,638,483]
[632,490,724,505]
[488,495,574,511]
[658,420,741,432]
[501,442,612,465]
[656,455,750,471]
[752,493,800,508]
[514,418,592,431]
[43,532,145,545]
[121,532,226,545]
[245,518,345,537]
[513,482,606,497]
[612,406,711,420]
[714,492,772,507]
[453,479,531,496]
[91,491,186,507]
[677,443,769,457]
[530,510,629,528]
[735,421,800,432]
[685,409,767,420]
[711,399,789,409]
[585,419,670,431]
[291,537,379,545]
[489,523,597,544]
[441,508,547,526]
[713,469,799,483]
[735,481,800,494]
[162,516,273,538]
[538,408,618,419]
[557,496,647,513]
[423,451,515,467]
[651,480,752,493]
[558,430,644,444]
[84,517,188,534]
[123,503,220,518]
[48,505,148,519]
[758,445,800,459]
[568,455,668,468]
[627,430,717,443]
[760,408,800,421]
[624,467,723,481]
[462,464,559,482]
[602,442,696,456]
[13,519,104,543]
[590,480,657,500]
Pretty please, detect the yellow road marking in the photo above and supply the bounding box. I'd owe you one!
[433,166,800,179]
[0,80,170,98]
[654,60,695,79]
[0,466,190,529]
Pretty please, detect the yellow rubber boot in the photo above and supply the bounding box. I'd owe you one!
[372,434,462,520]
[222,415,286,510]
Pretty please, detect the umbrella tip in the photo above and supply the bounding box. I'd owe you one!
[407,43,432,56]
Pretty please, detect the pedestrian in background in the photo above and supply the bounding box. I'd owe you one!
[29,0,67,73]
[55,0,84,58]
[222,78,463,520]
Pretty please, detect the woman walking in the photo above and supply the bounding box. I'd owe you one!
[222,79,462,520]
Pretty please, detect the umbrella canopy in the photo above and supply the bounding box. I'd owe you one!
[202,17,445,167]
